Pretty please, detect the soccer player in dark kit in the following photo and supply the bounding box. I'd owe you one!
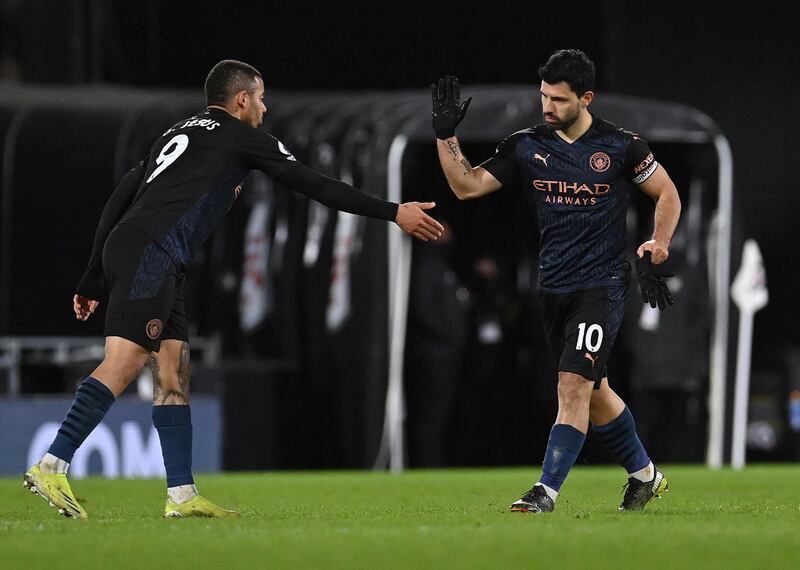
[24,59,444,519]
[431,49,680,513]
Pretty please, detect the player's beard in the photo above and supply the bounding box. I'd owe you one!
[544,107,580,131]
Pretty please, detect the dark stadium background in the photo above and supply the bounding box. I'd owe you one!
[1,1,798,469]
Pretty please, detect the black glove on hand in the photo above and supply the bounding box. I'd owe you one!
[431,75,472,139]
[635,251,674,310]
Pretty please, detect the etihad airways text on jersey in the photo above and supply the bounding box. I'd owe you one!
[533,180,612,207]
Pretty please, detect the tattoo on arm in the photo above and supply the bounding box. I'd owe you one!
[459,157,472,175]
[445,140,472,176]
[446,140,460,159]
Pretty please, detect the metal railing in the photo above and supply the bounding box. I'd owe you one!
[0,336,222,397]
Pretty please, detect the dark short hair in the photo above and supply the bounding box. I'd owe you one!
[538,49,595,96]
[204,60,262,106]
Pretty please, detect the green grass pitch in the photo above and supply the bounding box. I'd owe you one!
[1,465,798,569]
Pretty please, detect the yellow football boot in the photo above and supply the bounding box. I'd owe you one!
[164,495,239,518]
[23,463,87,519]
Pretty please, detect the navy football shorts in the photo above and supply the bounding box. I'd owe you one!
[101,223,189,352]
[539,284,627,389]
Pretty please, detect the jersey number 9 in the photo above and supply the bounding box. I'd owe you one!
[146,134,189,183]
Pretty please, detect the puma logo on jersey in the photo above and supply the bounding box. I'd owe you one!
[584,352,598,366]
[534,153,550,167]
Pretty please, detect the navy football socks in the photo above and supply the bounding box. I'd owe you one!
[47,376,116,463]
[152,405,195,487]
[539,423,586,492]
[592,407,650,474]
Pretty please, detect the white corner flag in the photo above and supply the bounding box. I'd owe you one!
[730,240,769,469]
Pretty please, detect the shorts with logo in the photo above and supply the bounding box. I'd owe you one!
[539,282,628,389]
[102,223,189,352]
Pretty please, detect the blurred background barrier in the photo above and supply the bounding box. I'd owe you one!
[1,82,795,475]
[0,396,221,477]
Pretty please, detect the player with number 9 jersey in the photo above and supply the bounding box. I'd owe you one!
[24,60,444,522]
[76,70,443,352]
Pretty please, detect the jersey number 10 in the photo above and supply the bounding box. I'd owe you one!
[146,134,189,183]
[576,322,604,352]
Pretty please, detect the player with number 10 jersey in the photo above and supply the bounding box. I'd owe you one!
[431,49,681,514]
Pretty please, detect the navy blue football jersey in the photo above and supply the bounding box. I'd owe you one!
[119,108,297,266]
[76,107,397,301]
[481,115,658,293]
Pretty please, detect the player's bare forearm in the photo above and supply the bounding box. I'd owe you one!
[436,137,499,200]
[651,186,681,247]
[636,165,681,263]
[440,136,473,177]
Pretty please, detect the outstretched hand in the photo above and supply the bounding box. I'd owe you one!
[395,202,444,242]
[431,75,472,140]
[73,294,99,321]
